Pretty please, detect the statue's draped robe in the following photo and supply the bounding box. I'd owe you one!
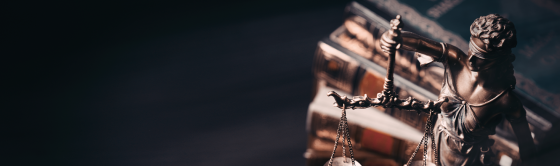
[422,54,504,166]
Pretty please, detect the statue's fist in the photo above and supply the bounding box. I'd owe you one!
[379,15,404,54]
[380,32,399,54]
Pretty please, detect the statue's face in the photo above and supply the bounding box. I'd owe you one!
[467,53,497,72]
[468,36,499,72]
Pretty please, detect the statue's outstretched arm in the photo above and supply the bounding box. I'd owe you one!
[381,31,465,66]
[400,31,444,58]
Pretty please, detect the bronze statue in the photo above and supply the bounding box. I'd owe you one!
[328,14,536,165]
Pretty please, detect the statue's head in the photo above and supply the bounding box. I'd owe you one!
[467,14,516,72]
[468,14,517,88]
[470,14,517,52]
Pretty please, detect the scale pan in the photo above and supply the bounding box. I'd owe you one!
[323,157,362,166]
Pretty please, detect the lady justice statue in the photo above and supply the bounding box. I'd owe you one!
[327,14,537,165]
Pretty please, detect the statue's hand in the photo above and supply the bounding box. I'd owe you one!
[380,32,399,54]
[433,97,449,112]
[379,15,403,54]
[379,32,396,53]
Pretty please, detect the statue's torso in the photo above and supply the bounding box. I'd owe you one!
[433,57,508,166]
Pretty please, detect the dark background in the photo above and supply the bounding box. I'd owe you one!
[4,0,350,165]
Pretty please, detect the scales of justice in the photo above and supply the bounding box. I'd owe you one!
[324,15,447,166]
[323,14,535,166]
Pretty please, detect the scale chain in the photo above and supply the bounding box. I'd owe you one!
[405,110,434,166]
[431,112,439,166]
[342,114,346,162]
[343,111,356,166]
[328,113,344,166]
[327,104,356,166]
